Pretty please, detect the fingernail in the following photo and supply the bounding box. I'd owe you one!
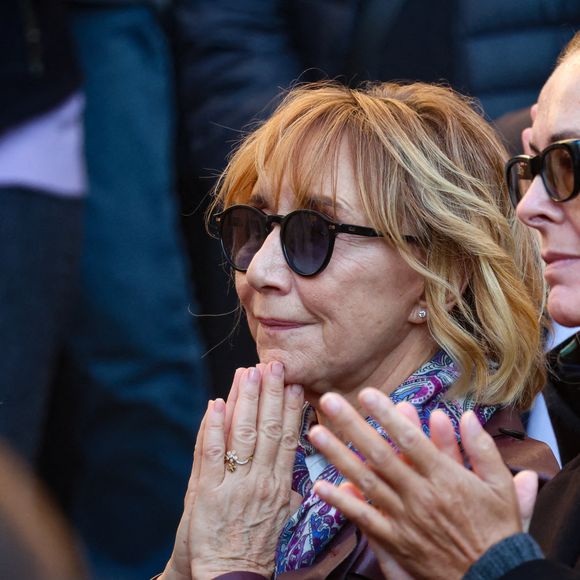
[248,367,260,383]
[289,384,303,397]
[272,361,284,377]
[464,411,482,438]
[360,388,380,408]
[321,393,342,416]
[313,480,332,498]
[213,398,226,414]
[309,425,327,446]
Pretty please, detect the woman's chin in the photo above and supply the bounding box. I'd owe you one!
[257,350,305,382]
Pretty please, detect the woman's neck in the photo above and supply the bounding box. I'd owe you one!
[310,339,439,431]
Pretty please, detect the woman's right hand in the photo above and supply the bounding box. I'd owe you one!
[161,362,304,580]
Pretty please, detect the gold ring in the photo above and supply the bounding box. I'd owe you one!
[224,450,253,472]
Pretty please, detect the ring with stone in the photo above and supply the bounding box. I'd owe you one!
[224,449,253,472]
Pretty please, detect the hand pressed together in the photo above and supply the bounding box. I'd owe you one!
[161,362,304,580]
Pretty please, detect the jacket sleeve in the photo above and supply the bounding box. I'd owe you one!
[463,533,544,580]
[464,533,580,580]
[498,559,580,580]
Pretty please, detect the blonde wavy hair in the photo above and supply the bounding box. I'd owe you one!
[209,81,546,409]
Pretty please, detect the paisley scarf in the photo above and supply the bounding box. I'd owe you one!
[274,350,497,576]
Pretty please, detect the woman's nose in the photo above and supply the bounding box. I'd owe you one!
[244,226,293,291]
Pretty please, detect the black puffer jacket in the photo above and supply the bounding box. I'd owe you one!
[454,1,580,117]
[0,0,81,136]
[177,0,580,176]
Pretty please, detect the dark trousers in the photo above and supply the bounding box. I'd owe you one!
[0,187,83,460]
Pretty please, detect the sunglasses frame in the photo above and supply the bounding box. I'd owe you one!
[213,204,383,276]
[506,138,580,207]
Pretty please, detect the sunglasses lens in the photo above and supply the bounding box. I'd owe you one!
[544,146,575,201]
[507,159,532,206]
[220,206,265,270]
[284,212,331,275]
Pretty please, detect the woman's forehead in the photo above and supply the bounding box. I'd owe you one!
[250,154,361,217]
[249,187,357,218]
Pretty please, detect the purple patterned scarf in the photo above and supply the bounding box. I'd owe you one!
[274,350,497,576]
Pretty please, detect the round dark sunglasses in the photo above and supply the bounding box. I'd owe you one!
[213,204,384,276]
[506,138,580,207]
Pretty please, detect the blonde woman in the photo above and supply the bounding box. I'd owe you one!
[160,81,553,579]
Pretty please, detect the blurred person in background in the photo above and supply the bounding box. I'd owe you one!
[1,3,209,578]
[36,1,209,578]
[0,0,84,464]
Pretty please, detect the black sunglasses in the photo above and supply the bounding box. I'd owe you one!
[506,138,580,207]
[213,204,387,276]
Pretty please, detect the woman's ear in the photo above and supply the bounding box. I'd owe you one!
[409,290,429,325]
[414,306,429,323]
[409,271,468,324]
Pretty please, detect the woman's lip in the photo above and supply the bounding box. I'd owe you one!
[256,317,305,329]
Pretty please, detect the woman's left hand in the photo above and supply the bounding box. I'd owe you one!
[161,362,304,580]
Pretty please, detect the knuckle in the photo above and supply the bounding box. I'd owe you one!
[240,388,259,404]
[280,429,298,451]
[435,485,452,505]
[279,487,292,504]
[477,432,495,453]
[355,506,374,529]
[264,377,284,394]
[415,486,437,509]
[236,424,258,447]
[204,443,224,461]
[358,470,379,495]
[397,428,420,451]
[255,477,276,501]
[260,419,282,441]
[366,444,391,467]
